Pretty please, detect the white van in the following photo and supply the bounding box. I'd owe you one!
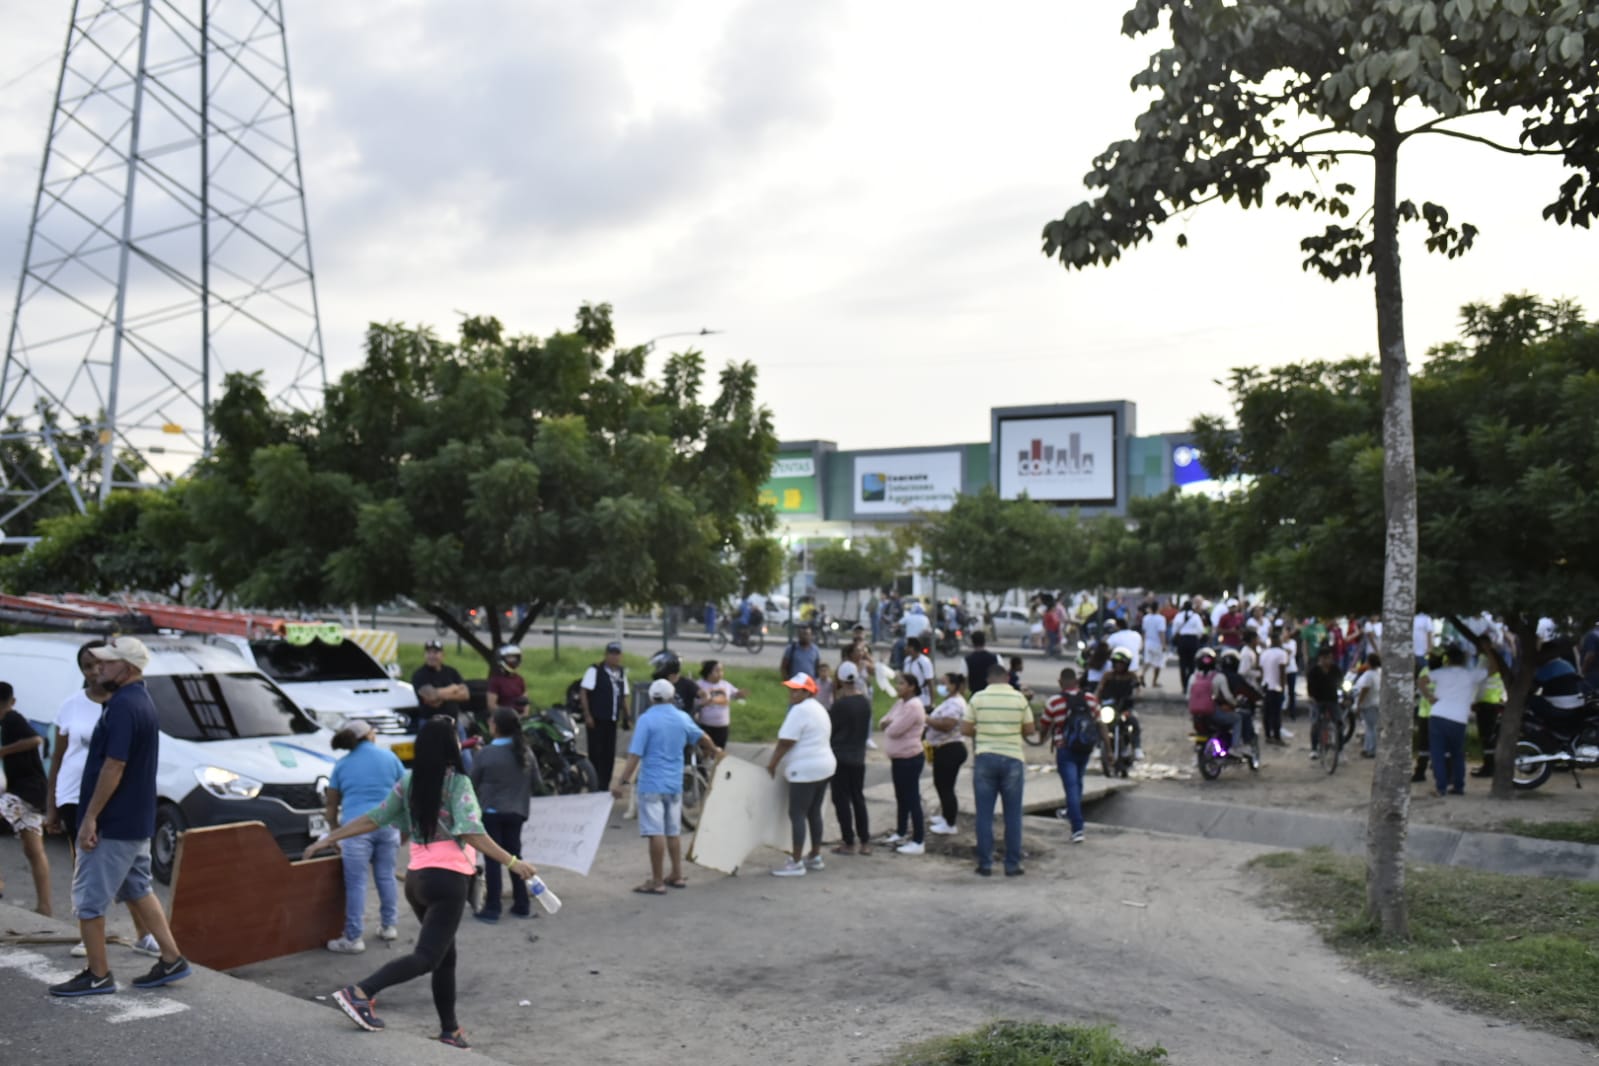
[0,632,337,884]
[200,633,418,759]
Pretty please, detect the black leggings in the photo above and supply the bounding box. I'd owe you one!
[360,868,468,1033]
[788,779,828,855]
[830,763,869,846]
[891,754,925,844]
[702,724,730,750]
[1176,635,1200,693]
[931,743,966,825]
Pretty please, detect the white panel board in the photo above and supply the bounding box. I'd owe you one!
[687,755,790,874]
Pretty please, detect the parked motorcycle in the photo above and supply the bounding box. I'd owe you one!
[1099,701,1137,778]
[1511,699,1599,791]
[524,703,599,795]
[1192,709,1261,780]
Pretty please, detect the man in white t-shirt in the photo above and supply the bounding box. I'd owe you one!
[1139,608,1168,688]
[1106,619,1142,663]
[1419,643,1488,796]
[1258,634,1290,746]
[1412,612,1435,666]
[901,644,935,705]
[767,674,836,877]
[1172,600,1207,694]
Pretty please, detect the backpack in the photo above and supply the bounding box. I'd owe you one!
[1059,691,1099,755]
[1188,671,1216,714]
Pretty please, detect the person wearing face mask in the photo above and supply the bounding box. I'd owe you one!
[924,673,968,835]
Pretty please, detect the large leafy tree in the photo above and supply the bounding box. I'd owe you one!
[1042,0,1599,936]
[1089,489,1236,596]
[185,304,781,661]
[0,485,198,602]
[813,537,907,616]
[1198,295,1599,793]
[918,488,1078,620]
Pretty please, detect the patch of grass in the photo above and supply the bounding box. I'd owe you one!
[888,1022,1165,1066]
[1499,818,1599,847]
[395,642,889,742]
[1251,848,1599,1044]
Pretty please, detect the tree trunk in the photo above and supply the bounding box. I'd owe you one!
[1364,116,1416,940]
[508,601,543,648]
[1491,617,1538,799]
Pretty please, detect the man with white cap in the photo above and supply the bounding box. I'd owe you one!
[611,679,721,894]
[50,637,191,997]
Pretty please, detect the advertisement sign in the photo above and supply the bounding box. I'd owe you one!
[996,413,1118,505]
[758,453,819,514]
[852,451,962,516]
[1170,443,1212,487]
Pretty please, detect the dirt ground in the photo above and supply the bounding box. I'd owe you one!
[2,683,1594,1065]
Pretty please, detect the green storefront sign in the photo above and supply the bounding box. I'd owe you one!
[760,454,819,514]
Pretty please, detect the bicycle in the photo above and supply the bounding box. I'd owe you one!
[1316,695,1358,774]
[709,618,765,654]
[680,744,720,830]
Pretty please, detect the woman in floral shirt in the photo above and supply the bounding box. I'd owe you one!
[306,716,536,1049]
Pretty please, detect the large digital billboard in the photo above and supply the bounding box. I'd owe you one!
[852,450,962,516]
[996,412,1118,505]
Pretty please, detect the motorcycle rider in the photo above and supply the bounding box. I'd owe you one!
[1094,647,1144,762]
[1212,647,1260,768]
[649,652,699,716]
[1189,647,1233,745]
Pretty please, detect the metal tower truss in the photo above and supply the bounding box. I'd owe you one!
[1,0,326,528]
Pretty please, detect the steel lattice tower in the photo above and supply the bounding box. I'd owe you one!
[1,0,326,527]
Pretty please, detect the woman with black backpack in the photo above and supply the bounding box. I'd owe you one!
[305,716,536,1049]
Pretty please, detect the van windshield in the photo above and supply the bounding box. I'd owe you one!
[250,640,388,683]
[144,673,320,741]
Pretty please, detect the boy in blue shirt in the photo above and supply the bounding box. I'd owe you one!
[610,680,721,894]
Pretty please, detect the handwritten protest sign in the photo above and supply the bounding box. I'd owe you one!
[520,792,614,876]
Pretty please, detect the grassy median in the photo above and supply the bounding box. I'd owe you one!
[1498,818,1599,847]
[888,1022,1166,1066]
[397,642,889,742]
[1252,849,1599,1044]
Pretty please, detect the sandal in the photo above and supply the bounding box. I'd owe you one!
[665,877,688,889]
[438,1028,471,1049]
[632,882,667,895]
[857,845,873,856]
[831,845,856,856]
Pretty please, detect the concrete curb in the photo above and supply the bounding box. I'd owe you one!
[1086,792,1599,881]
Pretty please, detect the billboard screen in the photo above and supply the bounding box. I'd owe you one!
[852,451,962,516]
[996,413,1118,505]
[758,454,820,514]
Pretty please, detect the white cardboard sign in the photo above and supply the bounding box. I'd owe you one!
[520,792,615,876]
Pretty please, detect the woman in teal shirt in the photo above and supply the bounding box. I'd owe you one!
[306,717,536,1049]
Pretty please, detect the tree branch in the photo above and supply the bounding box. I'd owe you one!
[1404,116,1565,156]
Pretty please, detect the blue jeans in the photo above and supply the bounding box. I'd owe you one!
[972,753,1025,872]
[1429,717,1467,794]
[1361,701,1380,755]
[341,825,401,941]
[1055,747,1092,832]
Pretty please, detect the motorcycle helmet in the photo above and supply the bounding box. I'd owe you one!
[1218,647,1241,666]
[1110,647,1133,665]
[1196,648,1217,668]
[497,644,522,660]
[649,650,682,679]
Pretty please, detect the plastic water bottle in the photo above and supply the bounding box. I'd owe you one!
[528,875,562,914]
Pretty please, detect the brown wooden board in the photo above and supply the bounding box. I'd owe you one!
[168,821,344,971]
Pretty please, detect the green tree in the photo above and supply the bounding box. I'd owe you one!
[918,488,1072,622]
[1196,294,1599,794]
[1088,489,1235,595]
[1041,0,1599,937]
[813,537,906,617]
[186,305,780,663]
[0,486,198,602]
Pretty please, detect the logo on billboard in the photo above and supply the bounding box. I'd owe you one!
[1015,435,1094,478]
[860,473,887,502]
[771,457,815,479]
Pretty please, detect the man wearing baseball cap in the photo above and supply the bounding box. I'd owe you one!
[50,637,191,997]
[580,641,629,789]
[611,679,720,893]
[411,639,469,733]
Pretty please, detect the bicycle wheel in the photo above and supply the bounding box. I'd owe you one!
[1339,708,1358,746]
[681,763,710,830]
[1317,717,1338,774]
[746,630,765,654]
[710,628,728,651]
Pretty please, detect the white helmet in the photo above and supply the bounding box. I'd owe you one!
[497,644,522,658]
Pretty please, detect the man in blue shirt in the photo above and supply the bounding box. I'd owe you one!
[51,637,191,997]
[610,680,721,894]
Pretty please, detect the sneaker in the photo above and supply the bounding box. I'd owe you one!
[803,854,825,871]
[929,823,958,835]
[377,925,399,941]
[1133,748,1145,762]
[131,956,191,989]
[1055,807,1070,820]
[130,934,162,958]
[1281,728,1294,740]
[771,858,807,877]
[327,936,366,954]
[1004,867,1026,877]
[49,968,115,997]
[879,832,905,845]
[1071,829,1085,844]
[438,1029,471,1049]
[974,866,992,877]
[895,841,925,855]
[333,985,385,1031]
[929,815,948,831]
[1309,751,1321,761]
[70,941,87,958]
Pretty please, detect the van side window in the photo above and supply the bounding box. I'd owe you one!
[146,673,317,741]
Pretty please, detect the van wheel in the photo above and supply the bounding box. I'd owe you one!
[152,803,186,885]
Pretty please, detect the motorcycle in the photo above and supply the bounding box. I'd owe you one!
[524,703,599,795]
[1193,706,1261,780]
[1511,699,1599,791]
[1099,700,1137,778]
[710,616,765,654]
[935,624,963,658]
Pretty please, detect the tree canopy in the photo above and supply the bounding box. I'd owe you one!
[813,537,906,596]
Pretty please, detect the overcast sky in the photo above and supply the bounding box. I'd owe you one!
[2,1,1594,450]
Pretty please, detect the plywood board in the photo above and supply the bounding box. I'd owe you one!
[687,755,790,874]
[169,821,343,971]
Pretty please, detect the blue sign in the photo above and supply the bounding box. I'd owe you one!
[1171,444,1211,487]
